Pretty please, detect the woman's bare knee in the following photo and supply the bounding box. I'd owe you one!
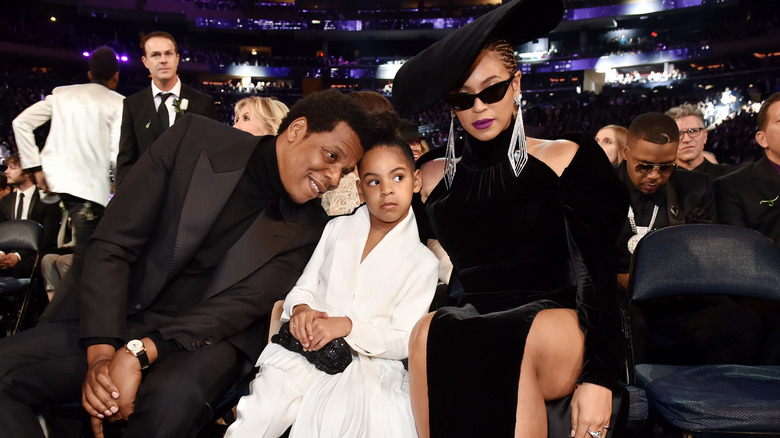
[524,309,584,399]
[409,311,436,359]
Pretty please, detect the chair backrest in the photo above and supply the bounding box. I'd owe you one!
[628,224,780,303]
[0,220,43,253]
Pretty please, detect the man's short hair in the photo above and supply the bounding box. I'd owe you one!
[140,31,179,57]
[89,47,119,82]
[757,92,780,131]
[5,154,22,169]
[278,89,376,150]
[627,112,679,147]
[666,102,705,126]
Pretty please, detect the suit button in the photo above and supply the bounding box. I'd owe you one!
[134,304,142,310]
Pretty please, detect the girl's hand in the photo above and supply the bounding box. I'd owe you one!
[307,317,352,351]
[289,304,328,348]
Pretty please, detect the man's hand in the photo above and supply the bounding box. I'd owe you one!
[82,345,120,422]
[289,304,328,349]
[307,317,352,352]
[0,253,18,269]
[34,170,50,193]
[107,348,143,419]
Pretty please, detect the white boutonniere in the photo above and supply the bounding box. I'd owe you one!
[173,98,189,115]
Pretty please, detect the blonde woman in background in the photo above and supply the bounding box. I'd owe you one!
[233,96,289,136]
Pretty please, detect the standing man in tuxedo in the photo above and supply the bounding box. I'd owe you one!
[0,89,377,438]
[0,154,60,278]
[12,46,124,321]
[115,31,218,186]
[716,92,780,246]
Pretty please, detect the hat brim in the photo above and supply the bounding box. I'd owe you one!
[393,0,564,114]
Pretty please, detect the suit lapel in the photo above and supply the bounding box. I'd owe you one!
[203,198,306,299]
[168,150,245,278]
[28,189,41,219]
[664,177,684,225]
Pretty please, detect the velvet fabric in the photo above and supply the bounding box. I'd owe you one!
[424,126,629,436]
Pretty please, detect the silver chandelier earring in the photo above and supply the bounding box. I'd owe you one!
[508,93,528,177]
[444,111,457,189]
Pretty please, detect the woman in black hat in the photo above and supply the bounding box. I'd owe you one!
[393,1,629,437]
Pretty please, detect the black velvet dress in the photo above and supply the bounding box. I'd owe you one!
[425,125,629,436]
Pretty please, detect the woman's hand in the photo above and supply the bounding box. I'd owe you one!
[570,382,612,438]
[289,304,328,348]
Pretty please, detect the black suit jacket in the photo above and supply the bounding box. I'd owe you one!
[70,114,328,362]
[715,155,780,246]
[0,189,61,276]
[115,84,218,187]
[616,164,717,272]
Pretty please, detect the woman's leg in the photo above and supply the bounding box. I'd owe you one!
[408,312,436,438]
[515,308,584,438]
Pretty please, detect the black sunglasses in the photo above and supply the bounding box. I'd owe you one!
[633,162,677,175]
[444,78,513,111]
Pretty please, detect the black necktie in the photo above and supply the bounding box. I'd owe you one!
[16,192,24,220]
[158,92,172,129]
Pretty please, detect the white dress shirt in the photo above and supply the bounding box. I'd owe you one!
[151,77,182,128]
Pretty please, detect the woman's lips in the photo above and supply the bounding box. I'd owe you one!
[472,119,494,130]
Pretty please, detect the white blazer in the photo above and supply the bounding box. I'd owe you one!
[282,204,439,360]
[13,83,124,207]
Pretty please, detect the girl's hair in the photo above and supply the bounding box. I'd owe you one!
[358,136,416,176]
[234,96,290,135]
[484,39,518,77]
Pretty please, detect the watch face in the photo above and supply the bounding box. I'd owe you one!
[127,339,144,354]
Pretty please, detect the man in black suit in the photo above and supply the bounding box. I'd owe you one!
[617,112,762,366]
[115,31,218,186]
[0,154,60,278]
[666,103,739,180]
[716,92,780,246]
[0,89,376,438]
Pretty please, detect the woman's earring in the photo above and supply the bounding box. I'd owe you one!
[508,94,528,178]
[444,111,457,189]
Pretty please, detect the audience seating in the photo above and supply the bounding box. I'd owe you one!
[626,224,780,437]
[0,220,43,335]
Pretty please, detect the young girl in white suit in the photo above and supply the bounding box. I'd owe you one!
[226,138,439,438]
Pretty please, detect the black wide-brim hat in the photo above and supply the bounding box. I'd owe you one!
[393,0,565,114]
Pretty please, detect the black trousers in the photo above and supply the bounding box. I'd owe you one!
[0,321,250,438]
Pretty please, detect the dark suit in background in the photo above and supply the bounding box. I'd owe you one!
[715,155,780,246]
[0,115,328,437]
[0,189,60,277]
[615,163,763,366]
[115,83,218,186]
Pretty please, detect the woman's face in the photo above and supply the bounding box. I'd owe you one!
[234,109,270,136]
[451,50,520,142]
[408,139,423,161]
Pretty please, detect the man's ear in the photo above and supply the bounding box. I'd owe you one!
[412,169,422,194]
[756,130,768,150]
[285,117,308,143]
[622,144,630,159]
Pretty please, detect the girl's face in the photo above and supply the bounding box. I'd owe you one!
[450,50,521,142]
[357,146,421,228]
[233,109,270,137]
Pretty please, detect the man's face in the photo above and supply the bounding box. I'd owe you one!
[277,118,363,204]
[4,162,29,187]
[756,100,780,164]
[675,115,707,167]
[624,138,678,195]
[141,37,179,84]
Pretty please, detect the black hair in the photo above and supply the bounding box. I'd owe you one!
[358,137,416,176]
[278,89,376,150]
[627,112,679,147]
[89,46,119,82]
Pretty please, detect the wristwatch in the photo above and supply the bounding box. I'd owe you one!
[126,339,150,370]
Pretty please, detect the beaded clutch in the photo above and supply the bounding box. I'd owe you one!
[271,322,353,375]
